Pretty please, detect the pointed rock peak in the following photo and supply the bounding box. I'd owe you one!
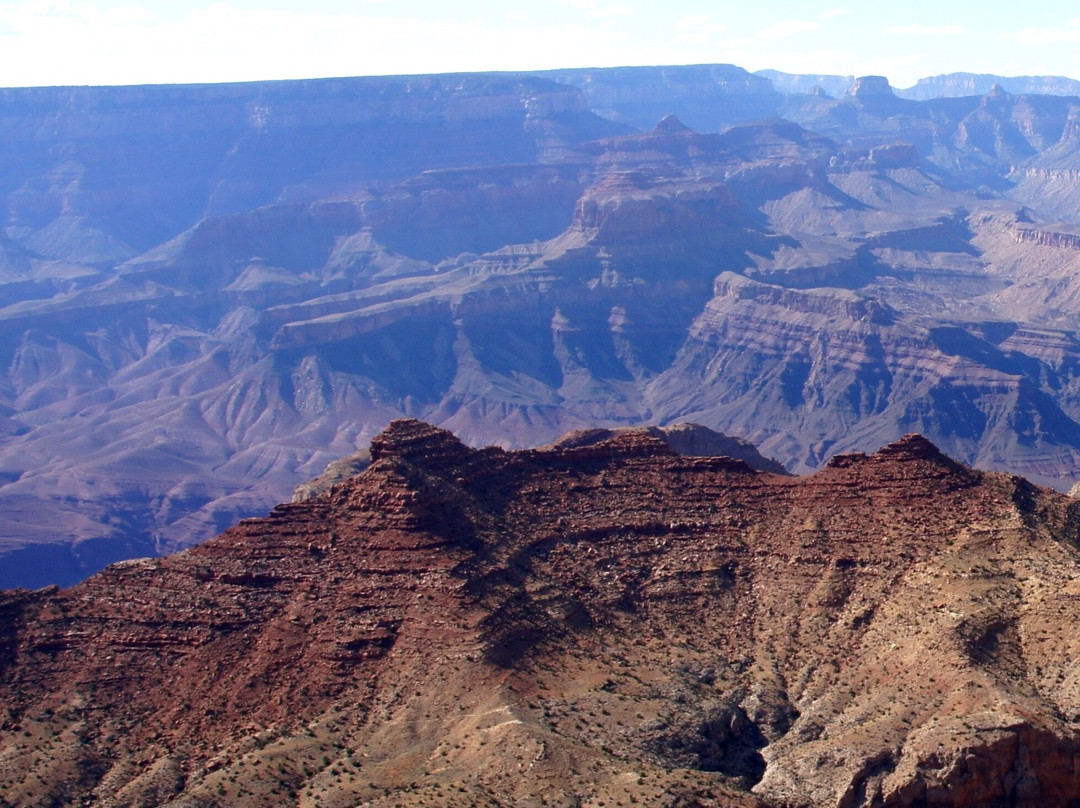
[874,434,963,467]
[825,435,967,473]
[982,83,1012,104]
[851,75,894,97]
[653,114,692,134]
[368,418,471,466]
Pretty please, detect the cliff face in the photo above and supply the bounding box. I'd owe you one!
[0,74,626,262]
[647,271,1080,476]
[538,63,783,133]
[897,72,1080,100]
[9,69,1080,588]
[3,419,1080,807]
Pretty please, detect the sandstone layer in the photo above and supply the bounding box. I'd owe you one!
[291,422,788,503]
[6,70,1080,588]
[3,419,1080,806]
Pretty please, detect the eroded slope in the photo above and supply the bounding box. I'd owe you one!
[3,420,1080,807]
[8,81,1080,590]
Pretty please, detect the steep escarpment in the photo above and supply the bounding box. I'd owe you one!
[648,271,1080,482]
[3,420,1080,807]
[10,70,1080,589]
[539,63,783,133]
[0,75,625,257]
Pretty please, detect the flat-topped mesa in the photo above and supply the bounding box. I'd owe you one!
[850,75,894,98]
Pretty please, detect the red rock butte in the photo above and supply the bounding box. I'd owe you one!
[2,418,1080,807]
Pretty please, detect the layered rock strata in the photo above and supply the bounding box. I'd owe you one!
[2,419,1080,807]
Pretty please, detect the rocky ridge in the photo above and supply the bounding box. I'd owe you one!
[9,67,1080,588]
[3,419,1080,806]
[898,72,1080,100]
[291,422,788,502]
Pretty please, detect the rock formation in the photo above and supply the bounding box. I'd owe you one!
[542,422,790,474]
[897,72,1080,100]
[7,67,1080,588]
[292,422,788,503]
[3,419,1080,807]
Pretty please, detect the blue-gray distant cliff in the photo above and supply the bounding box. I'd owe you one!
[4,65,1080,587]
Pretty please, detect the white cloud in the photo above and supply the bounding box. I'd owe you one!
[551,0,633,19]
[887,24,964,36]
[583,4,634,19]
[674,14,708,31]
[552,0,604,9]
[716,36,756,50]
[0,1,141,28]
[1005,18,1080,45]
[673,14,726,44]
[757,19,821,39]
[0,0,1075,92]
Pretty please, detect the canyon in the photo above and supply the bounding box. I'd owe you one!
[4,66,1080,587]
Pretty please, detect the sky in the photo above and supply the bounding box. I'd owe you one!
[1,0,1079,90]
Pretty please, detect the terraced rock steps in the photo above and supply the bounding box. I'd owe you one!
[3,419,1080,806]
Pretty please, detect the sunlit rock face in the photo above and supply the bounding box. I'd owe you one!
[5,68,1080,587]
[4,420,1080,807]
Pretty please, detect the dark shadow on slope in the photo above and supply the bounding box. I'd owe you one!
[930,326,1046,380]
[866,213,979,256]
[317,316,459,404]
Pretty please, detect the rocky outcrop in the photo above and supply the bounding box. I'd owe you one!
[11,68,1080,591]
[1012,225,1080,250]
[544,422,789,473]
[850,75,895,98]
[3,420,1080,807]
[898,72,1080,100]
[294,421,788,502]
[291,447,373,502]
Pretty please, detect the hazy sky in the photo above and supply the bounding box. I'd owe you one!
[1,0,1079,89]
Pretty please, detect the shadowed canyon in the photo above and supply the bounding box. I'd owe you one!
[4,65,1080,593]
[11,60,1080,801]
